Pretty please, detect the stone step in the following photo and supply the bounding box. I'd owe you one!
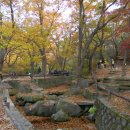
[103,77,130,82]
[76,100,94,110]
[76,100,94,106]
[99,82,130,91]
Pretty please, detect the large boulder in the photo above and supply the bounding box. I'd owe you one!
[56,99,82,117]
[51,109,70,122]
[24,100,56,117]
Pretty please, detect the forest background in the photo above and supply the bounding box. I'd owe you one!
[0,0,130,78]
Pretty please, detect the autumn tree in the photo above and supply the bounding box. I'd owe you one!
[48,21,77,72]
[23,0,64,76]
[0,0,22,71]
[66,0,129,79]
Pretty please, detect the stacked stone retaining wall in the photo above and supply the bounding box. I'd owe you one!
[96,98,130,130]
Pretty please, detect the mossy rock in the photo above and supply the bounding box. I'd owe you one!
[8,80,32,93]
[56,99,82,117]
[8,89,18,96]
[51,109,70,122]
[16,93,44,103]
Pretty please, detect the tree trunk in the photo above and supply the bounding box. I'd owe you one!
[30,61,34,75]
[88,46,98,75]
[0,49,6,71]
[77,0,84,78]
[61,58,66,71]
[0,12,6,72]
[88,55,93,75]
[9,0,15,28]
[42,55,46,77]
[99,44,104,61]
[38,2,47,77]
[0,11,4,71]
[0,58,4,71]
[0,12,2,32]
[113,41,118,61]
[40,48,46,77]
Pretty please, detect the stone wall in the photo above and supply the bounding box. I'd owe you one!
[96,98,130,130]
[3,89,35,130]
[34,76,73,88]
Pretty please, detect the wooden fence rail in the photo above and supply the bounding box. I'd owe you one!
[97,84,130,103]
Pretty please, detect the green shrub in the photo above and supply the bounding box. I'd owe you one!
[88,106,97,114]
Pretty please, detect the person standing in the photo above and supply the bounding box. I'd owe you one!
[28,72,33,80]
[0,73,3,81]
[111,58,115,69]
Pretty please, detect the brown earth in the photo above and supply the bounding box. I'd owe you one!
[108,91,130,116]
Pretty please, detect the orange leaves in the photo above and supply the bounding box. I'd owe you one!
[117,25,130,34]
[84,1,96,12]
[120,36,130,49]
